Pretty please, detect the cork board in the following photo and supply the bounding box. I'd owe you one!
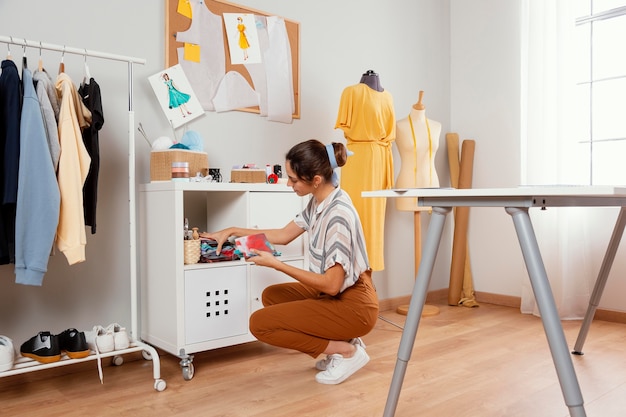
[166,0,300,118]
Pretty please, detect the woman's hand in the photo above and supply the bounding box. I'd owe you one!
[199,229,231,254]
[247,249,281,268]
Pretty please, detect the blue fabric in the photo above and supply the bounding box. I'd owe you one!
[14,67,60,286]
[181,130,204,152]
[325,144,339,187]
[170,143,190,150]
[325,144,338,168]
[325,144,353,187]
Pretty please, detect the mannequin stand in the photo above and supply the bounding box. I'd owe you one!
[396,211,440,317]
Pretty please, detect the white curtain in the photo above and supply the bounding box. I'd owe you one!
[521,0,594,319]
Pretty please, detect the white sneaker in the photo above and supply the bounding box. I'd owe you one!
[315,344,370,385]
[315,337,366,371]
[85,325,114,353]
[0,335,15,372]
[106,323,130,350]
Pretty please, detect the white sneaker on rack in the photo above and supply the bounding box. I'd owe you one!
[84,326,112,384]
[106,323,130,350]
[85,325,114,353]
[0,335,15,372]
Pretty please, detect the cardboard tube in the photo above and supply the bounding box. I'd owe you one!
[448,140,475,305]
[446,133,460,189]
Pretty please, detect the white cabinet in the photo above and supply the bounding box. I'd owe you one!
[184,266,248,345]
[250,260,303,313]
[139,182,306,379]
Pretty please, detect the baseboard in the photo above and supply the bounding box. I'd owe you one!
[380,290,626,325]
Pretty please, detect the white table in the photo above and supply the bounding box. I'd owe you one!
[363,186,626,417]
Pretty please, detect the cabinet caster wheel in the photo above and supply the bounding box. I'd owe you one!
[154,379,167,391]
[112,355,124,366]
[142,350,152,361]
[182,363,195,381]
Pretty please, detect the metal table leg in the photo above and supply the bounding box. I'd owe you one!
[506,207,586,417]
[573,207,626,354]
[383,206,451,417]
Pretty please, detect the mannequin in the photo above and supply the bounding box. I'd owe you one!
[394,90,441,317]
[359,69,384,92]
[395,90,441,211]
[335,71,395,271]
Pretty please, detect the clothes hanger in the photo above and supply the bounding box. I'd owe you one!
[6,36,13,60]
[58,46,65,74]
[82,49,91,85]
[22,40,27,69]
[38,42,43,72]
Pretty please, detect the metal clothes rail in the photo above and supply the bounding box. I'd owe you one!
[0,35,165,391]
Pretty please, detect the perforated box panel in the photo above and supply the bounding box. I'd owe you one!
[184,266,248,344]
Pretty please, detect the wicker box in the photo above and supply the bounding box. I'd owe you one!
[230,169,267,183]
[150,150,209,181]
[183,239,201,264]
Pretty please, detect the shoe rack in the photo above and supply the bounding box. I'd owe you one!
[0,35,165,392]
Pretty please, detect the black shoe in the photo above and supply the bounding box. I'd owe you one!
[20,331,61,363]
[58,328,90,359]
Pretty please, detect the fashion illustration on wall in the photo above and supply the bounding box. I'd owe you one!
[223,13,261,64]
[148,64,204,128]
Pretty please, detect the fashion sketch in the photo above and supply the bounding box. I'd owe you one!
[237,16,250,61]
[224,13,261,65]
[162,72,192,117]
[148,64,204,128]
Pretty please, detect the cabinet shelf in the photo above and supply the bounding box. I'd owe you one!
[183,255,305,271]
[139,183,307,381]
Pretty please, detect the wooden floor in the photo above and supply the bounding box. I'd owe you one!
[2,301,626,416]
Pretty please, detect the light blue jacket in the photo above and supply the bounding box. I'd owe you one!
[15,68,61,286]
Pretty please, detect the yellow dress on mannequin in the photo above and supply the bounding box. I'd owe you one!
[335,79,395,271]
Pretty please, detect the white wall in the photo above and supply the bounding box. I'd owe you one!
[2,0,623,348]
[450,0,626,314]
[0,0,451,345]
[449,0,528,297]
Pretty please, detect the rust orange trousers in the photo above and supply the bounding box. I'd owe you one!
[249,271,379,358]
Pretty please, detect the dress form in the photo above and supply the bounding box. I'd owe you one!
[395,91,441,211]
[359,69,384,92]
[336,71,395,271]
[394,91,441,317]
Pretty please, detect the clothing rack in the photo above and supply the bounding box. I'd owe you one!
[0,35,165,391]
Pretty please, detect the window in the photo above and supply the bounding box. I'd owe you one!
[574,1,626,184]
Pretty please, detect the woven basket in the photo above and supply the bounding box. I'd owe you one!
[183,239,201,264]
[150,150,209,181]
[230,169,267,183]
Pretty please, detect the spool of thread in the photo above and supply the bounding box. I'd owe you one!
[171,161,190,182]
[267,173,279,184]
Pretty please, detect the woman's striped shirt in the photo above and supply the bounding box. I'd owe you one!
[294,188,370,292]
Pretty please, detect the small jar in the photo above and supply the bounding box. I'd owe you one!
[171,161,190,182]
